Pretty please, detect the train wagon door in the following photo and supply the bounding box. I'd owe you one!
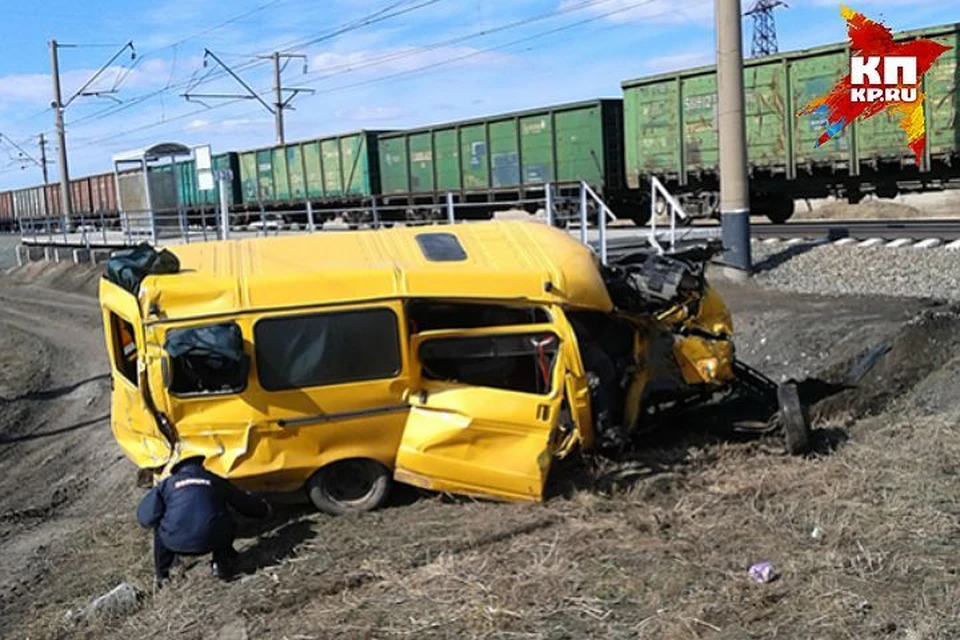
[394,327,568,502]
[99,278,172,469]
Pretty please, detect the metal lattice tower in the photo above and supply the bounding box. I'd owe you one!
[745,0,787,57]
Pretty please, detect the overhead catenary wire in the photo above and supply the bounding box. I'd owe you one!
[71,0,702,149]
[61,0,443,131]
[65,0,640,143]
[2,0,292,131]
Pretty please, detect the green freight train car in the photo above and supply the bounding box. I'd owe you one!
[622,22,960,223]
[237,131,386,223]
[170,152,242,209]
[376,99,643,224]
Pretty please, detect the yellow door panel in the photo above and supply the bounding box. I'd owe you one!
[395,327,565,502]
[100,279,172,469]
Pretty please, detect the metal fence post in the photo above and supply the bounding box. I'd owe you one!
[446,192,455,224]
[258,203,267,237]
[80,211,90,250]
[669,192,676,252]
[101,211,107,245]
[306,201,316,233]
[598,193,608,266]
[579,182,588,245]
[545,183,554,227]
[372,197,380,229]
[218,172,230,241]
[200,205,208,243]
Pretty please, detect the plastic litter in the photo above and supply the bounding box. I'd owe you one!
[748,561,777,584]
[811,526,824,540]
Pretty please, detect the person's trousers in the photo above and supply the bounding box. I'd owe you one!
[153,529,238,578]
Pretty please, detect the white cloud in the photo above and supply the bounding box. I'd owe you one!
[0,74,50,104]
[334,106,406,121]
[644,51,714,74]
[560,0,714,25]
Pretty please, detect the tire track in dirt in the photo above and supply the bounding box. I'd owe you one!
[0,280,141,634]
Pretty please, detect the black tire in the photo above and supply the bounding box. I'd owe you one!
[777,382,811,455]
[306,459,392,515]
[630,210,651,227]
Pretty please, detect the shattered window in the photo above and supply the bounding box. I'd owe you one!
[164,323,248,396]
[255,308,401,391]
[419,332,559,395]
[407,301,549,332]
[109,313,138,386]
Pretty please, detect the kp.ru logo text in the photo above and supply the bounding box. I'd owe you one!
[798,6,950,163]
[849,56,917,103]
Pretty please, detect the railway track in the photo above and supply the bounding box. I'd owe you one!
[750,219,960,241]
[601,218,960,260]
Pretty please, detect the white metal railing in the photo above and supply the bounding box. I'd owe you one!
[648,176,688,254]
[16,180,624,263]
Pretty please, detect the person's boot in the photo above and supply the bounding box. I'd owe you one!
[211,547,237,581]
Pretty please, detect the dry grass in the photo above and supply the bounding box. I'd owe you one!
[19,402,957,640]
[5,281,960,640]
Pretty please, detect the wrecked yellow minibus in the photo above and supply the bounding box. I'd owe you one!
[99,221,808,514]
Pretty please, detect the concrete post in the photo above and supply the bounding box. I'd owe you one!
[306,200,316,232]
[717,0,752,274]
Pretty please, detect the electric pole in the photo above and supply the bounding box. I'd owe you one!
[50,39,72,219]
[746,0,787,57]
[50,39,136,224]
[184,50,314,145]
[39,133,49,184]
[716,0,752,275]
[272,52,285,145]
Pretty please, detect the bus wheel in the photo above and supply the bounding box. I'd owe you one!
[307,459,392,515]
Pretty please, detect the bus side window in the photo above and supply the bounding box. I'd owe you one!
[110,313,138,385]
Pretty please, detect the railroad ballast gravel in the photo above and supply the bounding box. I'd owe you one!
[749,240,960,301]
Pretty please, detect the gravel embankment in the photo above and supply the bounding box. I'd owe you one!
[751,240,960,301]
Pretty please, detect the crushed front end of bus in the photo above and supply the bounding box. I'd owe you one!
[590,240,811,455]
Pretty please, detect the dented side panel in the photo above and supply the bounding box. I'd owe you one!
[153,301,411,493]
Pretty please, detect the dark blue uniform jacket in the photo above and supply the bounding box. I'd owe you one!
[136,458,269,554]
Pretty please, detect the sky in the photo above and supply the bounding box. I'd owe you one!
[0,0,956,189]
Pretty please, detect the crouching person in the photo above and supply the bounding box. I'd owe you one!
[137,455,272,585]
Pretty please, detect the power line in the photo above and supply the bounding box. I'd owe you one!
[71,0,699,149]
[67,0,621,137]
[63,0,442,131]
[3,0,290,131]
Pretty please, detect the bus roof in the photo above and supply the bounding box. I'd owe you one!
[140,220,615,323]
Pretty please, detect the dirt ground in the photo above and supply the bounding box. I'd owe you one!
[1,261,959,640]
[792,191,960,221]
